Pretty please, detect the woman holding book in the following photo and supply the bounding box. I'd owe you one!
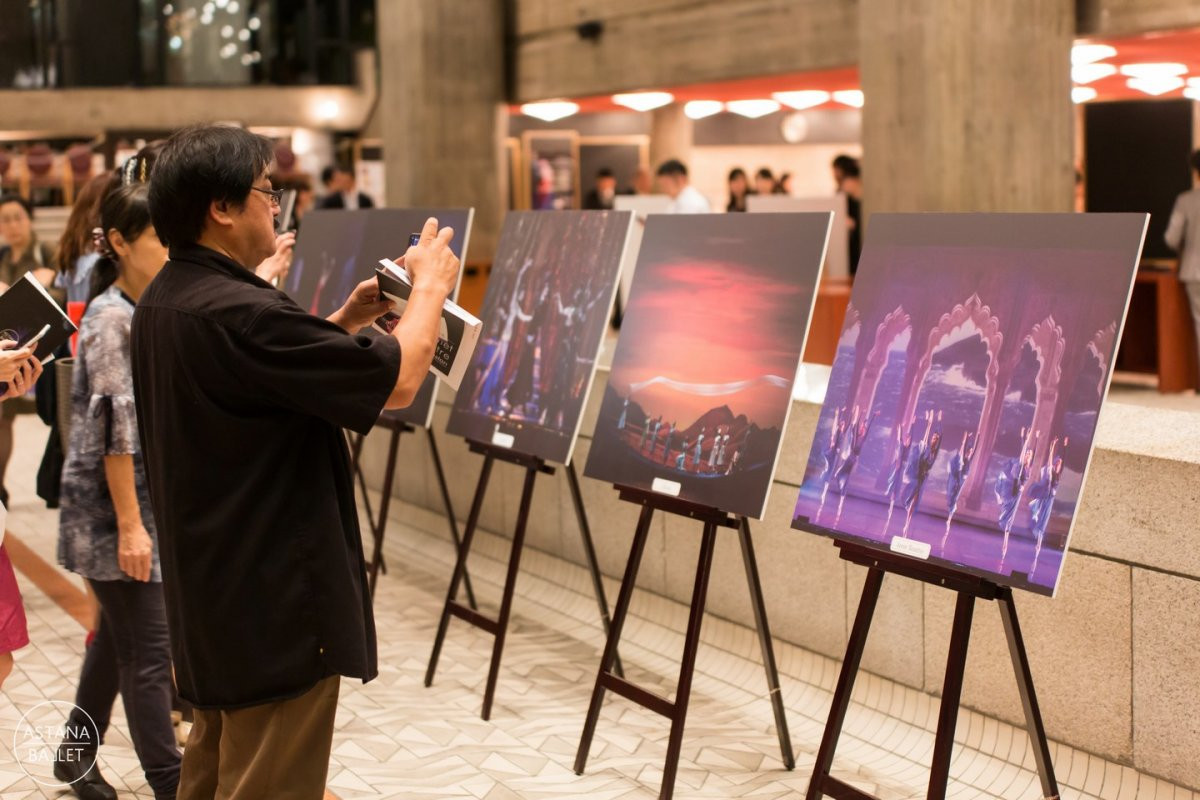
[57,182,180,800]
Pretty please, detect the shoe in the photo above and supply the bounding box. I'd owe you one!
[52,744,116,800]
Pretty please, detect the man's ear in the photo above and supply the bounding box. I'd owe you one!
[208,198,236,229]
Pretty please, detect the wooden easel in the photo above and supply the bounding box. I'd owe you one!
[424,440,624,720]
[573,487,794,800]
[802,539,1060,800]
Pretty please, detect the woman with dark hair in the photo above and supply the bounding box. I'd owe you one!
[57,182,180,800]
[726,167,751,212]
[58,172,118,313]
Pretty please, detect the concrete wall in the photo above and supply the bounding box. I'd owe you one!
[362,366,1200,791]
[1078,0,1200,35]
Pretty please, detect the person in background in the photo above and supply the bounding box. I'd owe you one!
[775,172,793,195]
[726,168,751,212]
[583,167,618,210]
[0,193,59,507]
[0,344,41,689]
[57,174,115,313]
[632,166,653,196]
[58,182,180,800]
[1165,149,1200,385]
[133,124,459,799]
[317,164,374,210]
[656,160,711,214]
[832,154,863,275]
[754,167,777,196]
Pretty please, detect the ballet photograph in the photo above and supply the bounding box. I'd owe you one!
[584,213,830,519]
[287,208,474,427]
[792,213,1147,596]
[447,210,633,464]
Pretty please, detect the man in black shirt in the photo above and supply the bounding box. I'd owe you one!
[131,124,458,799]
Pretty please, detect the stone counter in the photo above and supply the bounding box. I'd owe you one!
[359,363,1200,790]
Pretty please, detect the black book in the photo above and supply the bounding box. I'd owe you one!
[0,272,77,392]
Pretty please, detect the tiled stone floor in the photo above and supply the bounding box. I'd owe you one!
[1,415,1196,799]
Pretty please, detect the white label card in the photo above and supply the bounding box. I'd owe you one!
[651,478,681,497]
[491,430,515,449]
[889,537,931,560]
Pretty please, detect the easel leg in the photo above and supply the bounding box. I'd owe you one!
[367,425,403,598]
[481,464,539,721]
[927,591,975,800]
[565,462,624,679]
[574,504,655,775]
[660,521,718,800]
[998,588,1059,799]
[737,518,794,770]
[806,567,885,800]
[426,428,477,611]
[425,454,495,688]
[348,432,379,541]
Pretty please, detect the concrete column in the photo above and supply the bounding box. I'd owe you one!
[377,0,506,259]
[859,0,1074,217]
[649,103,694,174]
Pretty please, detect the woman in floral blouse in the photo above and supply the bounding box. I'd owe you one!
[57,182,180,800]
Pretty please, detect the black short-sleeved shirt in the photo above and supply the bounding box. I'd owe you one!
[130,243,400,709]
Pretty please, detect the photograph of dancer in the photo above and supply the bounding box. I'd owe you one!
[287,208,474,428]
[585,212,831,519]
[793,213,1147,596]
[448,210,634,464]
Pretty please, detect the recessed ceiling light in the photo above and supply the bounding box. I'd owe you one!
[1072,63,1117,84]
[1126,76,1185,96]
[1185,87,1200,100]
[1071,43,1117,66]
[832,89,865,108]
[612,92,674,112]
[683,100,723,120]
[772,90,829,110]
[1119,63,1187,79]
[725,99,781,119]
[520,101,580,122]
[1072,87,1098,103]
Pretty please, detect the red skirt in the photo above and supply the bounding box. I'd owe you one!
[0,544,29,653]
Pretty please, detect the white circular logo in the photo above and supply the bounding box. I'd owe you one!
[12,700,100,787]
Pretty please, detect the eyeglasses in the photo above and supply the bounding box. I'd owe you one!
[251,186,284,207]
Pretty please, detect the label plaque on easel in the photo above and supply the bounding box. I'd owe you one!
[792,213,1148,596]
[584,212,832,519]
[286,207,475,429]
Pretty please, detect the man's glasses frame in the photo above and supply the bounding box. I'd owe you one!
[252,186,284,207]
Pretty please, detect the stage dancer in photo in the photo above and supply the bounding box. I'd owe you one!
[996,427,1038,566]
[883,422,914,535]
[707,425,723,470]
[501,282,550,419]
[675,439,690,470]
[833,407,879,527]
[545,285,606,428]
[725,447,742,475]
[815,407,847,522]
[693,427,706,471]
[649,416,663,455]
[661,422,676,462]
[638,415,651,451]
[1027,437,1067,575]
[617,395,630,430]
[901,409,942,537]
[472,258,535,415]
[716,433,729,469]
[940,430,978,551]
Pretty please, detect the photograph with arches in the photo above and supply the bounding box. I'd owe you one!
[447,210,634,465]
[792,213,1148,596]
[285,207,474,428]
[584,213,831,519]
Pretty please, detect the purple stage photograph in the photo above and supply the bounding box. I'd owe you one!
[286,207,473,428]
[447,210,633,465]
[584,213,831,520]
[792,213,1148,596]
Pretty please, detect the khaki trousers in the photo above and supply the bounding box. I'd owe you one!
[178,676,340,800]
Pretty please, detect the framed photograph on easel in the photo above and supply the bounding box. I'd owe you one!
[520,130,580,210]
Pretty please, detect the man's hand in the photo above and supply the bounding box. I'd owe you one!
[255,231,296,284]
[118,521,154,582]
[328,277,395,334]
[402,217,459,298]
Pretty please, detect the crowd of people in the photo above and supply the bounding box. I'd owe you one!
[0,126,460,800]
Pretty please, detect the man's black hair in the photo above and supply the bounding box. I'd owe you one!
[0,193,33,220]
[320,165,337,186]
[148,124,274,248]
[832,154,860,178]
[1191,149,1200,175]
[597,167,615,179]
[656,159,688,178]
